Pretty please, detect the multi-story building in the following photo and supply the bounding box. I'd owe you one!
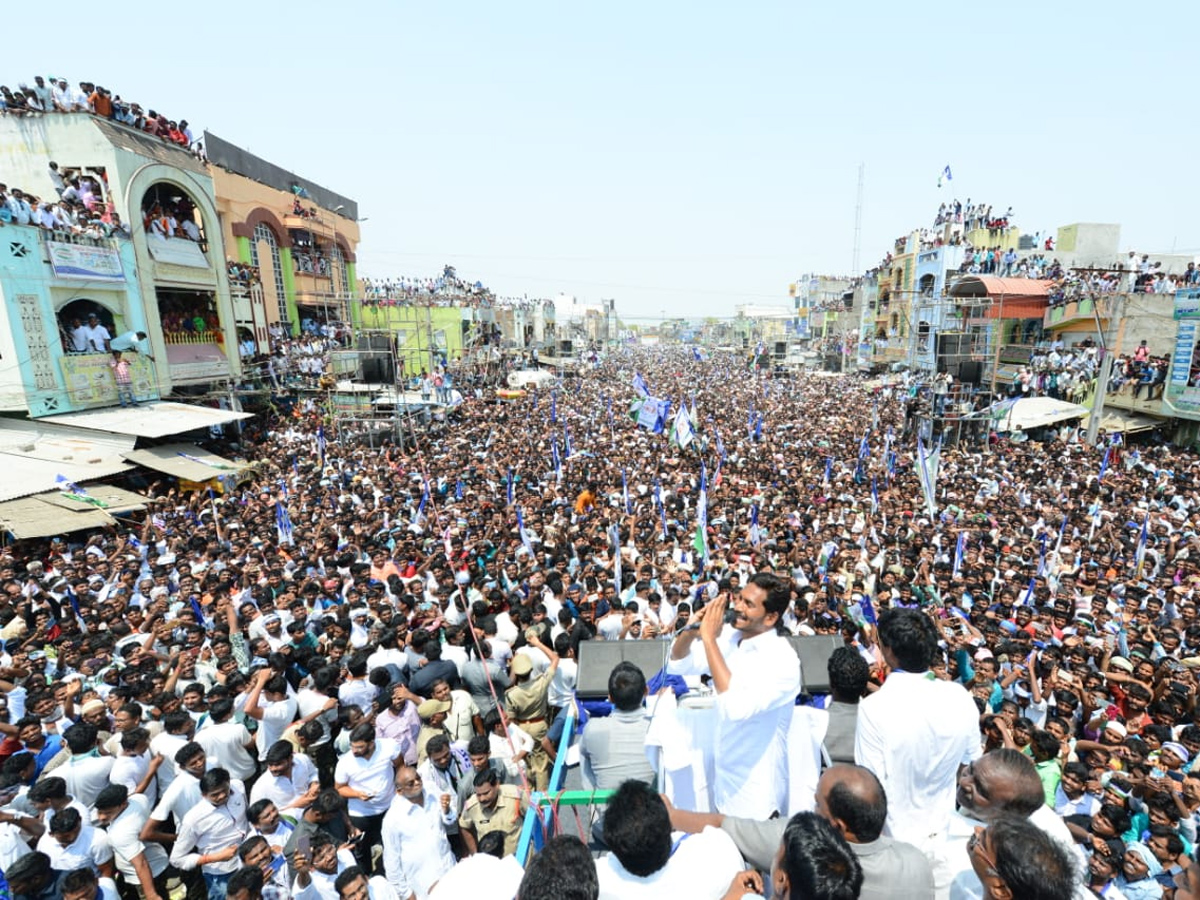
[206,132,360,339]
[0,114,242,410]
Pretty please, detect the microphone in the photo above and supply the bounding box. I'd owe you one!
[684,606,740,631]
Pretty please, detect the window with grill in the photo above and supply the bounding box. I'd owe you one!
[251,224,288,324]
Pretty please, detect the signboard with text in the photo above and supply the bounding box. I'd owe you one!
[1168,291,1200,412]
[59,354,156,407]
[47,241,125,282]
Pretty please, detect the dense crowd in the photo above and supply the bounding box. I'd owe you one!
[361,268,553,311]
[6,350,1200,899]
[0,166,129,240]
[0,75,201,156]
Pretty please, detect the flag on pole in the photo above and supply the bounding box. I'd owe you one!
[551,440,561,480]
[189,594,210,630]
[670,405,695,449]
[870,476,879,514]
[655,479,668,541]
[937,164,952,188]
[506,468,515,506]
[749,502,761,547]
[1099,446,1111,482]
[1135,517,1149,576]
[1020,576,1036,607]
[564,423,573,458]
[455,479,464,501]
[915,435,941,519]
[632,372,650,398]
[953,532,967,578]
[753,412,763,442]
[517,508,536,559]
[824,457,833,488]
[622,469,631,514]
[610,523,623,594]
[411,484,429,528]
[275,501,294,546]
[693,462,709,564]
[1037,532,1048,576]
[316,425,327,469]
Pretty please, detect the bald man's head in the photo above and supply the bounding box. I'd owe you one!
[815,764,887,843]
[957,749,1043,821]
[395,765,423,802]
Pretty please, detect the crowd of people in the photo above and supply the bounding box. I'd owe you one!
[0,166,129,241]
[361,268,553,312]
[0,75,201,156]
[6,348,1200,899]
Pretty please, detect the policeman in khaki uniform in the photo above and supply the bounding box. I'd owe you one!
[458,768,527,856]
[503,633,559,792]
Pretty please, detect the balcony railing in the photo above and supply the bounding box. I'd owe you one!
[164,329,224,345]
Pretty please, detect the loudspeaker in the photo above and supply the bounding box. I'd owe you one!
[576,641,671,699]
[785,635,845,695]
[957,360,982,385]
[360,354,393,383]
[357,334,393,352]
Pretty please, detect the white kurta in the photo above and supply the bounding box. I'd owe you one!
[380,793,456,900]
[855,671,982,849]
[666,625,801,817]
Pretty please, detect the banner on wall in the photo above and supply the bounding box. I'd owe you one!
[47,242,125,282]
[1167,290,1200,413]
[59,355,156,406]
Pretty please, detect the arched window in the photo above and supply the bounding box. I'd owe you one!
[140,183,205,245]
[250,223,288,325]
[331,242,349,296]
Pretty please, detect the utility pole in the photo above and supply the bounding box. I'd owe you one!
[1085,293,1124,447]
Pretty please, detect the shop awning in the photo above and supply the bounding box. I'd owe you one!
[965,396,1089,432]
[37,484,147,514]
[0,419,135,501]
[1082,409,1164,435]
[122,443,248,481]
[0,494,117,539]
[40,401,252,438]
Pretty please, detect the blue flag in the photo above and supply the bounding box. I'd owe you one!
[632,372,650,398]
[692,346,702,362]
[507,468,515,506]
[275,501,294,545]
[953,532,967,578]
[622,469,631,514]
[870,477,879,513]
[564,423,573,458]
[316,424,327,469]
[753,412,763,441]
[189,594,209,630]
[517,508,536,559]
[455,479,464,501]
[749,502,761,547]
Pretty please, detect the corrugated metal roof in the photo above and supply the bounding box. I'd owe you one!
[0,419,136,501]
[0,494,117,539]
[40,401,252,438]
[38,484,147,513]
[122,443,247,481]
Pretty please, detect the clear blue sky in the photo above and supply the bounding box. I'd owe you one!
[6,0,1196,318]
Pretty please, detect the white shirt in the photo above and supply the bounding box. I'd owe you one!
[37,822,114,872]
[443,690,480,743]
[169,782,249,874]
[151,770,203,826]
[255,696,299,760]
[250,754,319,812]
[855,671,982,848]
[149,732,189,793]
[380,792,456,900]
[548,658,578,708]
[110,751,157,807]
[58,753,114,807]
[666,626,802,817]
[335,738,402,816]
[596,826,746,900]
[197,720,258,780]
[105,794,170,880]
